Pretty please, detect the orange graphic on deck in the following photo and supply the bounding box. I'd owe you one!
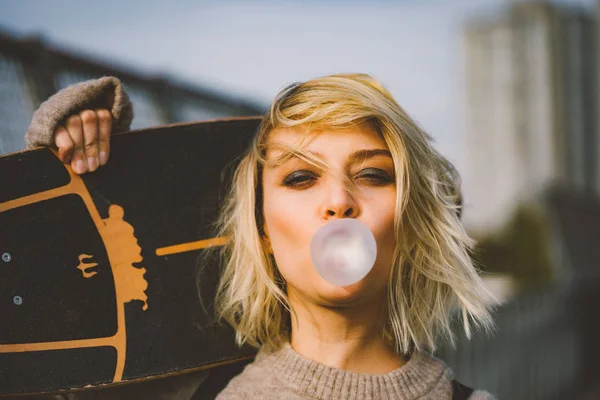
[77,254,99,278]
[0,148,230,387]
[101,205,149,311]
[0,150,142,383]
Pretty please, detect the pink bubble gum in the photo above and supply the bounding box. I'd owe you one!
[310,219,377,286]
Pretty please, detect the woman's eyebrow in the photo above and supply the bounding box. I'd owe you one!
[346,149,393,163]
[270,148,392,167]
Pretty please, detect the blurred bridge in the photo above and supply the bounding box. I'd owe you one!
[0,30,264,155]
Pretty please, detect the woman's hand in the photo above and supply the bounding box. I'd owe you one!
[54,109,112,175]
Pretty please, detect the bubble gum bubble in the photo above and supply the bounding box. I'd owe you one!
[310,219,377,286]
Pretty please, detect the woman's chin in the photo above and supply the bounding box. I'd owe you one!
[314,277,376,306]
[284,265,386,306]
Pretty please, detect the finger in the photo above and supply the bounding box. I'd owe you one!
[65,114,86,175]
[54,126,74,164]
[95,109,112,166]
[80,110,99,172]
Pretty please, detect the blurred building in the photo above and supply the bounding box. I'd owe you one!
[461,1,597,236]
[0,32,265,156]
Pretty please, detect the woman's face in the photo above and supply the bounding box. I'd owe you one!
[261,122,397,307]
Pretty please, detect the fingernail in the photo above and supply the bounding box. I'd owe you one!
[99,152,108,165]
[88,157,98,172]
[75,160,86,174]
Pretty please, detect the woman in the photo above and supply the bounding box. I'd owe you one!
[26,74,496,399]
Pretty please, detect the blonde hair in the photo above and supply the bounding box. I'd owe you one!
[199,73,495,355]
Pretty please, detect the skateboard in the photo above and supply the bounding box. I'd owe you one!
[0,117,263,397]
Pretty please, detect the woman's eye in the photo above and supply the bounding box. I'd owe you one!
[282,169,391,188]
[357,168,391,183]
[282,171,315,187]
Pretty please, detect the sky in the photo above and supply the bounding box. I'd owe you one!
[0,0,596,173]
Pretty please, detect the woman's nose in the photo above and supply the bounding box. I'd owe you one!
[321,175,359,219]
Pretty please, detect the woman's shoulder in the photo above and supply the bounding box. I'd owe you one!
[427,353,496,400]
[214,357,270,399]
[468,389,498,400]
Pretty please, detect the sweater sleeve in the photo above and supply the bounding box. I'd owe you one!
[25,76,134,150]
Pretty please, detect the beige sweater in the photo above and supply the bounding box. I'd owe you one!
[26,78,495,400]
[216,341,494,400]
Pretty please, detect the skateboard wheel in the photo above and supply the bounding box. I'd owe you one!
[2,253,10,262]
[13,296,22,305]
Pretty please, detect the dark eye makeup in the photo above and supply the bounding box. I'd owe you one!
[282,168,393,188]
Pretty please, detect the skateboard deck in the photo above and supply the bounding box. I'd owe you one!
[0,117,264,397]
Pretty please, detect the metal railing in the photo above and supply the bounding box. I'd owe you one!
[437,278,600,400]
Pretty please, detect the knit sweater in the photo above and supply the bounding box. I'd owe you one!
[25,78,495,400]
[25,76,133,149]
[216,341,494,400]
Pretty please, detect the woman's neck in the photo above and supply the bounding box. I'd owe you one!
[287,292,407,374]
